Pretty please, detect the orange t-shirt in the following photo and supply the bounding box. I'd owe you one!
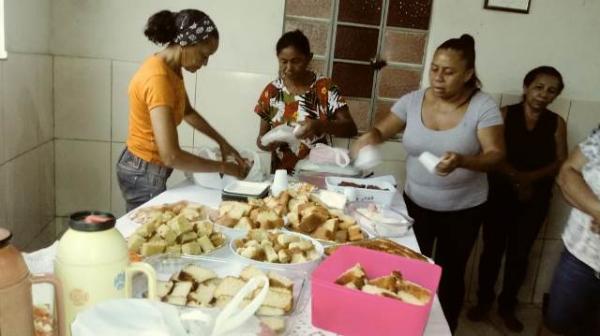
[126,55,187,164]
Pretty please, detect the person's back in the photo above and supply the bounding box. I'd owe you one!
[127,55,186,164]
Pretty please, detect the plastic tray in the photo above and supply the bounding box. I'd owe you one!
[326,175,397,207]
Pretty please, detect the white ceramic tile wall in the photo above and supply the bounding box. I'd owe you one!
[0,65,4,165]
[111,62,138,142]
[4,0,51,53]
[51,0,283,74]
[110,142,127,218]
[55,140,111,216]
[1,53,53,160]
[194,69,274,150]
[566,99,600,149]
[545,187,572,239]
[0,163,7,230]
[38,142,56,226]
[533,240,563,303]
[54,57,112,141]
[4,149,42,248]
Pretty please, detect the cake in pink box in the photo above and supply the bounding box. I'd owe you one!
[311,245,442,336]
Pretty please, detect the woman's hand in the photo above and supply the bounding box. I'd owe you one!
[221,161,250,179]
[220,141,247,168]
[294,119,323,139]
[436,152,463,176]
[350,129,382,159]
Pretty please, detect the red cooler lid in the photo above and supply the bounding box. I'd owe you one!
[69,211,116,232]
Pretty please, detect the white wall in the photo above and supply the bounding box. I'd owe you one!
[423,0,600,102]
[0,0,54,250]
[51,0,284,219]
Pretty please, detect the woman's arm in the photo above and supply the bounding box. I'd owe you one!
[557,147,600,223]
[350,112,406,158]
[183,99,248,169]
[437,124,505,175]
[295,105,358,139]
[150,106,246,177]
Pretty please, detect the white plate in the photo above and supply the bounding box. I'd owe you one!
[223,180,270,196]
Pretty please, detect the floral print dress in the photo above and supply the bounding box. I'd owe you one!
[562,126,600,272]
[254,72,347,173]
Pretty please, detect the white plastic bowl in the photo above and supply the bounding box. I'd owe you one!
[230,230,324,273]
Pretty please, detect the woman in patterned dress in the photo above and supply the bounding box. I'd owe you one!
[254,30,357,173]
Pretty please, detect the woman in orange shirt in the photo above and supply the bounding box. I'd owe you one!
[117,9,248,212]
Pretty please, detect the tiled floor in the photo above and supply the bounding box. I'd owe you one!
[457,303,543,336]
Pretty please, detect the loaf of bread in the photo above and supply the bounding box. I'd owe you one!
[334,263,432,306]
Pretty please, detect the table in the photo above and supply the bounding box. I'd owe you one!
[26,179,451,335]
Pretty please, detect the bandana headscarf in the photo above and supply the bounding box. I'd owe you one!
[173,12,216,47]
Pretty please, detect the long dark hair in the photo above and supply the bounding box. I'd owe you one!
[144,9,219,45]
[523,66,564,94]
[436,34,481,89]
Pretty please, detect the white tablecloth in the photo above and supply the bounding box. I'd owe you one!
[25,179,451,335]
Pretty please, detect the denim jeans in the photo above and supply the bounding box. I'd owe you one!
[116,148,173,212]
[544,248,600,336]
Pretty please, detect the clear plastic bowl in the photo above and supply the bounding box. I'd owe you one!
[346,202,413,238]
[142,253,310,318]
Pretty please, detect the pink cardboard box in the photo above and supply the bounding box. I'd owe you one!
[311,246,442,336]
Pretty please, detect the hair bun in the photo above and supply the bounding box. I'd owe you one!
[459,34,475,49]
[144,10,177,45]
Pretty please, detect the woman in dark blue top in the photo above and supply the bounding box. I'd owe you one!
[468,66,568,332]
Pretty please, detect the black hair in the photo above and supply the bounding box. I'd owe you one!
[523,66,564,94]
[436,34,481,89]
[144,9,219,45]
[276,30,311,57]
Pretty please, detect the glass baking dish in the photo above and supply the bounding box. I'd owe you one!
[140,253,310,319]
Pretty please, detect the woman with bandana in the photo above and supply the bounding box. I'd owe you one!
[254,30,358,173]
[116,9,249,212]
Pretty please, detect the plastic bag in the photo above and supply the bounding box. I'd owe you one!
[190,147,265,190]
[72,276,272,336]
[260,124,300,153]
[308,143,351,167]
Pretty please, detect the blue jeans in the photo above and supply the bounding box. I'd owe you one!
[116,148,173,212]
[544,248,600,335]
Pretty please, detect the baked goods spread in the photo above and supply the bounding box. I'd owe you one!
[216,182,366,243]
[158,264,291,333]
[215,199,285,230]
[335,263,432,306]
[127,201,226,257]
[324,238,429,262]
[233,229,321,264]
